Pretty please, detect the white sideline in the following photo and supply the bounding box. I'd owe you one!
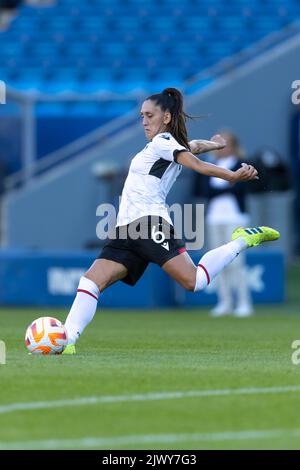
[1,428,300,449]
[0,385,300,415]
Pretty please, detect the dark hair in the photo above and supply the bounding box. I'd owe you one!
[146,87,191,150]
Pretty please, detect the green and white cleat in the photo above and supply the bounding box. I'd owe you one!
[232,226,280,248]
[62,344,76,355]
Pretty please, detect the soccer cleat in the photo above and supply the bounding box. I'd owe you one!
[62,344,76,355]
[231,226,280,248]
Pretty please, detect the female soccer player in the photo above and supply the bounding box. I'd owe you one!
[63,88,279,354]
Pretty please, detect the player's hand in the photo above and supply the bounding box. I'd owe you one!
[210,134,226,149]
[232,163,259,182]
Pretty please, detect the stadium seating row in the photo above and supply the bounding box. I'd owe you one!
[0,0,298,93]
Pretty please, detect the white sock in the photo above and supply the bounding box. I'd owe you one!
[194,238,247,291]
[64,276,100,344]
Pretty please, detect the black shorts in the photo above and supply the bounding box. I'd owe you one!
[98,216,186,286]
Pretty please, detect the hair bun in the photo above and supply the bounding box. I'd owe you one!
[163,88,176,95]
[162,88,172,97]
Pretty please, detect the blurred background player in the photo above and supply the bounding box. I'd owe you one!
[206,131,253,317]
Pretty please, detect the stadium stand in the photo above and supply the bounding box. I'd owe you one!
[0,0,299,94]
[0,0,299,177]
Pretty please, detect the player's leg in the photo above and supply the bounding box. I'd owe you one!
[162,250,197,291]
[162,236,248,291]
[85,258,128,292]
[64,259,127,348]
[163,226,280,292]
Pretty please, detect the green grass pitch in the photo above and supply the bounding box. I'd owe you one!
[0,264,300,450]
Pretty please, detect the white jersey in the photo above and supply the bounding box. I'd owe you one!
[116,132,187,227]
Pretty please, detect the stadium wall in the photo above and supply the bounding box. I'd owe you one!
[0,249,284,307]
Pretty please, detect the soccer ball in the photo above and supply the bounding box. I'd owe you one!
[25,316,68,355]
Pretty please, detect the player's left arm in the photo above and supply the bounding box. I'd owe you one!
[176,151,258,183]
[188,134,226,154]
[180,133,258,183]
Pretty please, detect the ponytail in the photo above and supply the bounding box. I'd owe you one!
[146,87,192,150]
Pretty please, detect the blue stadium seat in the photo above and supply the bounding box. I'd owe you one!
[0,0,298,94]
